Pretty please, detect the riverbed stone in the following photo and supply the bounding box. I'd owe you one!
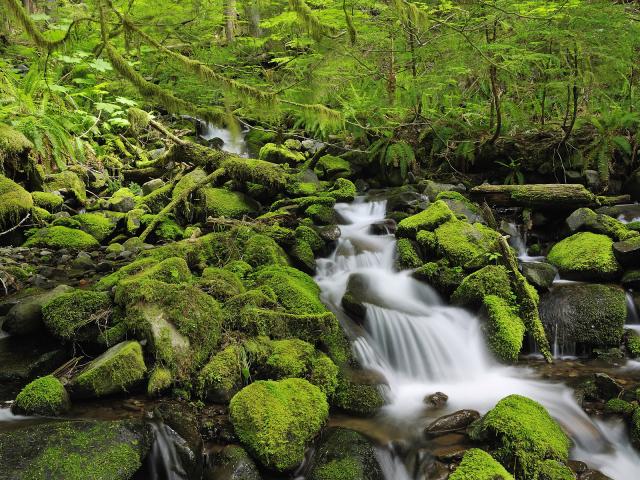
[565,207,637,241]
[0,336,67,382]
[425,410,480,436]
[539,284,626,348]
[613,235,640,268]
[205,445,261,480]
[0,419,152,480]
[521,261,557,290]
[3,284,72,336]
[70,340,147,398]
[307,427,383,480]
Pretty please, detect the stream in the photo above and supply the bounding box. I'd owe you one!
[315,197,640,479]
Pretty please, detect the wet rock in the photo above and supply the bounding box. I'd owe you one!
[593,373,623,400]
[580,470,614,480]
[521,261,557,290]
[376,186,428,214]
[0,419,152,479]
[613,236,640,268]
[307,427,384,480]
[568,460,588,474]
[424,392,449,408]
[424,410,480,435]
[204,445,261,480]
[539,284,626,348]
[370,219,396,235]
[142,178,165,195]
[341,291,367,324]
[421,180,466,201]
[71,251,95,271]
[200,405,238,444]
[596,204,640,223]
[3,285,72,336]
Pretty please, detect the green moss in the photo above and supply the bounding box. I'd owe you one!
[412,260,465,295]
[632,408,640,446]
[222,157,290,191]
[114,257,192,299]
[244,233,289,267]
[72,340,147,398]
[224,260,253,279]
[197,343,243,402]
[95,257,158,291]
[449,448,513,480]
[31,206,52,224]
[0,122,32,160]
[73,213,116,242]
[416,229,438,256]
[31,191,63,211]
[333,375,385,416]
[471,394,571,478]
[23,225,99,249]
[312,458,361,480]
[246,128,277,153]
[43,170,86,203]
[296,225,324,251]
[538,459,575,480]
[324,178,357,202]
[0,174,34,229]
[627,331,640,358]
[229,378,328,471]
[314,155,352,180]
[259,142,305,165]
[547,232,621,280]
[199,187,257,218]
[292,238,316,272]
[288,181,318,196]
[151,215,184,241]
[137,182,172,213]
[604,398,635,415]
[435,220,501,269]
[451,265,513,307]
[396,238,423,269]
[266,338,316,378]
[482,295,526,362]
[252,265,326,314]
[42,289,112,341]
[272,195,336,211]
[305,203,335,225]
[569,207,638,241]
[199,266,245,300]
[13,375,70,416]
[396,200,454,238]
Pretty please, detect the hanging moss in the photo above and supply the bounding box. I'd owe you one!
[229,378,329,471]
[0,174,33,229]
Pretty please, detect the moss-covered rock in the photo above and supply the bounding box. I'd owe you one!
[538,459,575,480]
[308,427,383,480]
[566,207,638,241]
[197,343,244,403]
[482,295,525,362]
[412,260,465,296]
[23,225,100,249]
[333,370,385,416]
[259,143,305,165]
[229,378,328,471]
[199,266,245,300]
[252,265,326,315]
[12,375,70,416]
[471,395,571,478]
[42,289,112,342]
[147,367,173,396]
[3,284,73,336]
[396,200,454,239]
[449,448,513,480]
[199,187,258,219]
[70,340,147,398]
[291,237,316,273]
[43,170,86,204]
[323,178,357,203]
[0,174,34,229]
[137,182,172,213]
[0,419,151,480]
[0,123,32,168]
[305,203,335,225]
[631,408,640,447]
[604,398,635,415]
[547,232,621,281]
[73,212,117,242]
[451,265,513,308]
[435,220,501,269]
[314,155,352,180]
[31,191,63,211]
[396,238,423,269]
[106,188,137,213]
[244,233,289,268]
[295,225,325,252]
[627,329,640,358]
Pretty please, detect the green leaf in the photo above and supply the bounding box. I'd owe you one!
[88,59,113,72]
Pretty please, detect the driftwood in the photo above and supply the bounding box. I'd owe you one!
[470,184,629,209]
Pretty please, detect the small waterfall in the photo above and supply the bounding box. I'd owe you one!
[626,291,640,325]
[143,420,190,480]
[198,123,249,157]
[316,196,640,480]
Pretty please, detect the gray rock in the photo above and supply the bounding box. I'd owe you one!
[593,373,623,400]
[0,336,67,382]
[584,170,601,190]
[424,410,480,435]
[521,262,557,290]
[613,236,640,268]
[142,178,165,195]
[370,219,396,235]
[596,204,640,223]
[421,180,466,201]
[317,225,341,242]
[3,285,72,336]
[205,445,261,480]
[424,392,448,408]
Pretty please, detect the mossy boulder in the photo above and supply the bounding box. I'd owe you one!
[396,200,454,239]
[305,203,335,225]
[106,188,137,213]
[436,191,484,223]
[314,155,352,179]
[0,419,151,480]
[42,289,112,342]
[31,191,63,211]
[229,378,329,471]
[3,284,73,336]
[70,340,147,398]
[538,459,575,480]
[12,375,70,416]
[147,367,173,396]
[0,123,32,166]
[199,266,245,300]
[259,143,305,165]
[72,213,117,242]
[333,369,385,416]
[434,220,501,269]
[451,265,512,308]
[547,232,621,281]
[539,283,626,348]
[566,207,638,241]
[412,260,466,296]
[197,343,245,403]
[23,225,100,250]
[324,177,357,202]
[481,295,526,362]
[43,170,86,204]
[308,427,383,480]
[396,238,423,269]
[449,448,513,480]
[0,174,33,229]
[244,233,289,268]
[470,395,571,478]
[199,187,258,219]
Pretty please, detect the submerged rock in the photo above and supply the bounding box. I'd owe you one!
[307,427,383,480]
[0,419,151,479]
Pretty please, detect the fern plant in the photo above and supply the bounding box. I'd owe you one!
[369,138,417,183]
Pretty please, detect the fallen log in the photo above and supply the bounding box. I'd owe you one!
[470,184,629,209]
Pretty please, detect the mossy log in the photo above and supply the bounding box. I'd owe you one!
[470,184,629,208]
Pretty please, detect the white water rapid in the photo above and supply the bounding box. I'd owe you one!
[315,197,640,479]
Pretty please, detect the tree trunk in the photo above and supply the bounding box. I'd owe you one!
[22,0,31,13]
[224,0,236,43]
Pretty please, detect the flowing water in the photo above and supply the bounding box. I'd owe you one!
[199,123,249,157]
[315,197,640,479]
